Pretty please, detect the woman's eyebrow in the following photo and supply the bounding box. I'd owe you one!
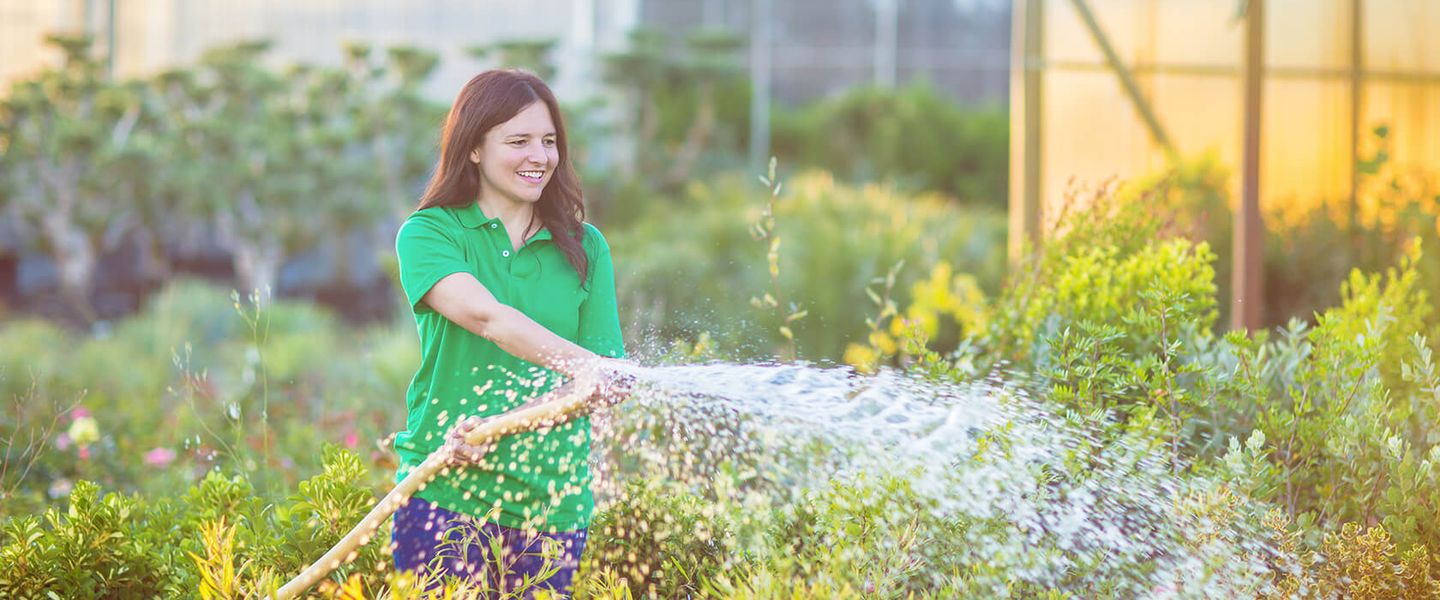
[504,132,558,139]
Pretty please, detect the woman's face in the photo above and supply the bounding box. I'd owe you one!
[471,100,559,207]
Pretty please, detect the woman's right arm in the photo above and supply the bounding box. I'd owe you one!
[421,272,600,376]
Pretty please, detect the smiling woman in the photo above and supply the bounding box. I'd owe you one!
[391,69,630,595]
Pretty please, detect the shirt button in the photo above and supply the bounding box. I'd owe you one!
[502,250,511,257]
[490,223,498,229]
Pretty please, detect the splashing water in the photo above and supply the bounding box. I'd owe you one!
[586,361,1298,598]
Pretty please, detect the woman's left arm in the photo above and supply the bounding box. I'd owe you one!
[576,227,625,360]
[575,226,631,406]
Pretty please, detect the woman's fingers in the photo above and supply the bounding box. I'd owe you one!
[444,437,494,467]
[449,441,494,466]
[589,368,637,410]
[455,415,483,433]
[443,415,497,466]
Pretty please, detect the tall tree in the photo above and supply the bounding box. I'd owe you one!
[169,41,313,300]
[343,43,444,219]
[0,35,149,321]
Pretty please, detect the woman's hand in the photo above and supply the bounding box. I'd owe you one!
[442,415,497,468]
[587,359,638,410]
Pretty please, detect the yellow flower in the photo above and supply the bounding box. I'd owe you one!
[867,331,898,356]
[68,416,100,447]
[843,343,879,374]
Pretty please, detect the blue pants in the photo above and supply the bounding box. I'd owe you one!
[391,496,588,597]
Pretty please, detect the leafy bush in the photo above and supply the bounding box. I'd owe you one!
[613,170,1006,361]
[772,81,1009,207]
[0,446,385,599]
[580,479,731,598]
[0,279,409,509]
[882,174,1440,596]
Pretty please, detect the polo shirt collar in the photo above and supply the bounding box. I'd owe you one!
[454,201,498,229]
[455,201,554,241]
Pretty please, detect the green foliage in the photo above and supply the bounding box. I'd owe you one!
[773,80,1009,207]
[1314,522,1440,599]
[598,27,748,195]
[755,473,951,596]
[0,35,156,318]
[1,35,443,314]
[0,279,407,507]
[0,480,185,598]
[614,171,1006,361]
[1148,137,1440,330]
[0,447,383,599]
[581,479,731,598]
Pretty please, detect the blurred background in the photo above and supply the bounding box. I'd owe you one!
[2,3,1440,582]
[0,0,1436,358]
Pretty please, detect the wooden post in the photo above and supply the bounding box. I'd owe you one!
[1009,0,1044,264]
[1233,0,1265,331]
[1347,0,1364,229]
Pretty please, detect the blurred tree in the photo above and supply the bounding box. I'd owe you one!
[601,28,745,191]
[468,39,558,82]
[379,47,444,213]
[312,43,442,290]
[666,29,745,186]
[343,43,444,220]
[600,29,668,181]
[166,41,312,300]
[0,35,153,321]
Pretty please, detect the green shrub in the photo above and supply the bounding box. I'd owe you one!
[772,81,1009,206]
[0,279,410,507]
[0,446,386,599]
[580,478,731,599]
[613,170,1006,361]
[0,481,187,598]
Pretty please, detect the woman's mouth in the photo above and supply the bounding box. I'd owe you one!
[518,170,545,184]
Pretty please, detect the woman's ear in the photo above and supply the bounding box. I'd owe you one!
[469,148,481,164]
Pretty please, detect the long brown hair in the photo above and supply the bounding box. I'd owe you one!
[416,69,589,280]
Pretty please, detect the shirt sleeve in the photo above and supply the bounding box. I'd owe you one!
[395,212,472,315]
[577,224,625,358]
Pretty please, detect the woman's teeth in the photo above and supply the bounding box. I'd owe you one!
[518,170,544,181]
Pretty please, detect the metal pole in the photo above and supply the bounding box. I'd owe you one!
[1009,0,1044,263]
[749,0,773,176]
[704,0,723,28]
[875,0,898,88]
[1069,0,1175,159]
[105,0,116,78]
[1233,0,1265,331]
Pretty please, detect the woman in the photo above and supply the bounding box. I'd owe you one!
[390,69,628,596]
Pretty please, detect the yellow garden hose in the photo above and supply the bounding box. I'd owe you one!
[271,372,600,600]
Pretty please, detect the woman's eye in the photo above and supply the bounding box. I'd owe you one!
[543,139,556,147]
[509,140,525,146]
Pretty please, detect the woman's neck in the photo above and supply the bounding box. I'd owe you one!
[476,196,536,232]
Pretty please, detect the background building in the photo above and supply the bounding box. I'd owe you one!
[0,0,642,101]
[1009,0,1440,328]
[641,0,1011,105]
[1,0,1012,106]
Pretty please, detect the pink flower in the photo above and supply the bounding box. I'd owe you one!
[55,432,72,451]
[77,446,90,460]
[343,432,359,449]
[144,447,177,468]
[69,407,92,421]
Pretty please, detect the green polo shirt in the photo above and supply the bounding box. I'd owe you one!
[393,201,624,532]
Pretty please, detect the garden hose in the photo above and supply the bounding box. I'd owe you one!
[271,371,600,600]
